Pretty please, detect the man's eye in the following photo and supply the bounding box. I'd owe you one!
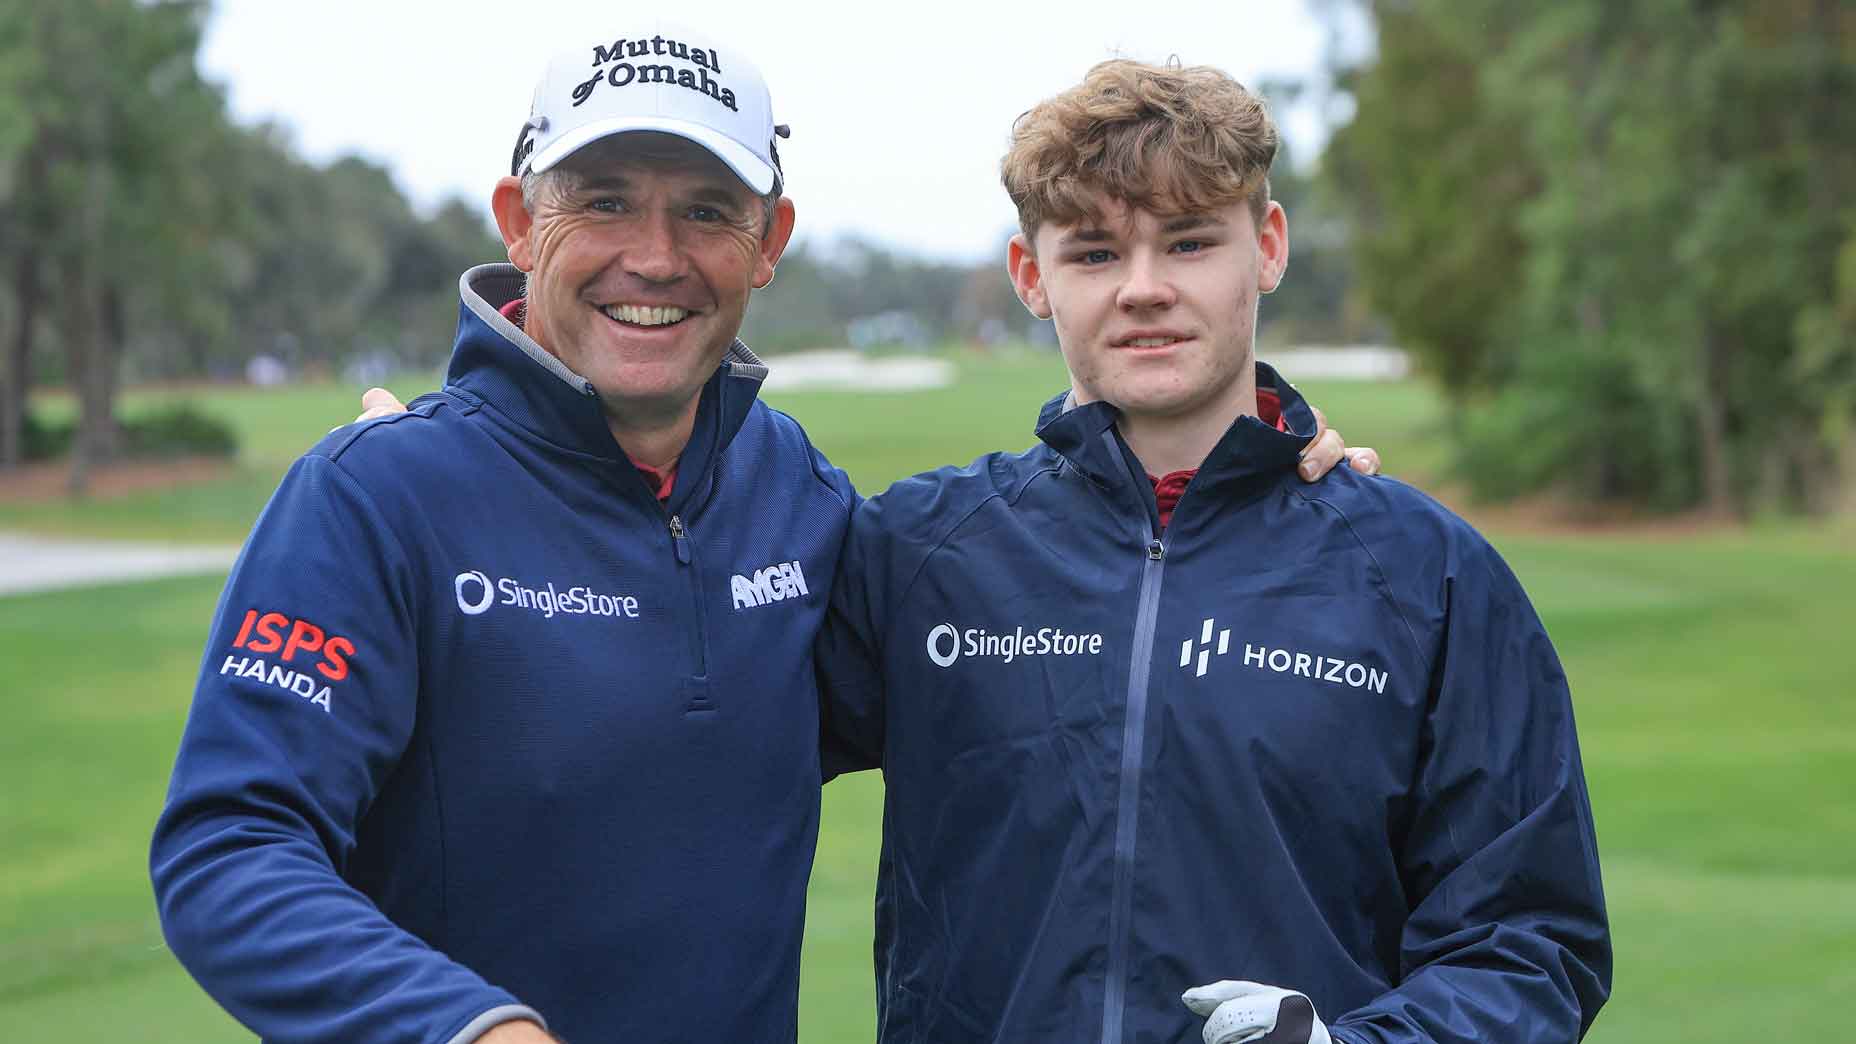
[1078,249,1115,265]
[687,205,725,223]
[1173,239,1206,254]
[590,197,624,213]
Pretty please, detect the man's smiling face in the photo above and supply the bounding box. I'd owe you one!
[499,133,793,431]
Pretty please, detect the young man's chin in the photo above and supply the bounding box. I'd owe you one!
[1093,379,1200,416]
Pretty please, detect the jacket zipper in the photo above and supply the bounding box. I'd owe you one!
[1100,531,1167,1044]
[668,514,709,678]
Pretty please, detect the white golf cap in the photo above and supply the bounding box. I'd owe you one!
[512,23,786,194]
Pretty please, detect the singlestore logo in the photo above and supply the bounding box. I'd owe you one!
[925,622,1105,668]
[453,570,641,621]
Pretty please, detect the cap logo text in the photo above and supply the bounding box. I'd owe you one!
[576,35,737,112]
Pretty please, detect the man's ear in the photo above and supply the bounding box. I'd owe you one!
[1007,232,1052,319]
[1257,200,1289,294]
[491,175,537,272]
[754,196,798,289]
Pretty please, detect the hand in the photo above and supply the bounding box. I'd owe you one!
[1299,405,1382,482]
[355,386,409,424]
[1183,980,1333,1044]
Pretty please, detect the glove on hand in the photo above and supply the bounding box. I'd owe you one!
[1182,980,1333,1044]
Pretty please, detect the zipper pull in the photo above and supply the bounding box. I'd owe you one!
[1146,538,1165,561]
[669,515,692,564]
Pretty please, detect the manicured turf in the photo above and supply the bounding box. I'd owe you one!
[2,353,1849,1040]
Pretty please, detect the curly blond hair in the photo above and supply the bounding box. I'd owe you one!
[1002,59,1277,239]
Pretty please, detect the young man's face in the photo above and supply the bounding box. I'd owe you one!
[493,134,795,431]
[1009,191,1287,426]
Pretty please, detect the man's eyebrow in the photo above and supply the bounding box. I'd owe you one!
[1055,227,1115,248]
[686,184,746,208]
[1161,214,1225,234]
[572,175,631,193]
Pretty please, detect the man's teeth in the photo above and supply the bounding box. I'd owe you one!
[604,304,690,327]
[1125,336,1181,347]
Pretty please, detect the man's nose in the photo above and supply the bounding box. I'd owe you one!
[1116,251,1176,311]
[624,212,687,284]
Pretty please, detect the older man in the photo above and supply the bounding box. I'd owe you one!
[151,26,848,1044]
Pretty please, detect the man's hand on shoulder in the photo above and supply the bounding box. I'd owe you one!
[355,387,409,424]
[1299,405,1381,482]
[477,1017,559,1043]
[1184,980,1334,1044]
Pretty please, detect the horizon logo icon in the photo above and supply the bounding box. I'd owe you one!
[926,623,960,667]
[455,571,495,615]
[1182,617,1233,677]
[1183,623,1391,692]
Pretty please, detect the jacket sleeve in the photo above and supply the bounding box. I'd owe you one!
[1328,540,1611,1044]
[816,495,890,781]
[150,453,542,1044]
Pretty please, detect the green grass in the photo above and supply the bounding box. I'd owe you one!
[1501,533,1856,1041]
[0,576,250,1036]
[2,354,1851,1040]
[2,376,450,543]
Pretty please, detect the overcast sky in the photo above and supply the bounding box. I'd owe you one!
[199,0,1364,262]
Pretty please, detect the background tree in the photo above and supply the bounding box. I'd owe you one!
[1322,0,1536,409]
[1328,0,1855,514]
[0,0,505,486]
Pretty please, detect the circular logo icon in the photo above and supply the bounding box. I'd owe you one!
[926,623,959,668]
[454,571,495,615]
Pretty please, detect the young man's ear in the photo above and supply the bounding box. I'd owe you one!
[491,175,537,272]
[1007,233,1053,319]
[753,196,798,289]
[1257,200,1289,295]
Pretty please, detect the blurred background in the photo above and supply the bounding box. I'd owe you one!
[0,0,1850,1040]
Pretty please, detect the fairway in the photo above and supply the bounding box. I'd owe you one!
[2,350,1851,1041]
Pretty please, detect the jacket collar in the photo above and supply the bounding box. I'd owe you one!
[444,264,769,510]
[1034,360,1317,499]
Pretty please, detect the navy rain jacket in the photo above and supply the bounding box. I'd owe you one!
[151,264,855,1043]
[820,366,1610,1044]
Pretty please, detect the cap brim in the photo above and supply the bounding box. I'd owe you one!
[525,115,777,195]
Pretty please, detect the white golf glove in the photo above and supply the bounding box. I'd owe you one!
[1183,980,1333,1044]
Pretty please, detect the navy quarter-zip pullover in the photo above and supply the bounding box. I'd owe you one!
[151,264,855,1044]
[819,365,1610,1044]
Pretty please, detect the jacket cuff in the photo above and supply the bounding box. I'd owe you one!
[445,1004,549,1044]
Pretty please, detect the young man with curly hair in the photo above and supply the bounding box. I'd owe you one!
[819,59,1611,1044]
